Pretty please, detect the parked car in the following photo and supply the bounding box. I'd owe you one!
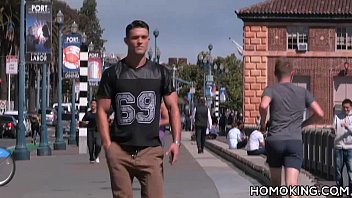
[0,115,17,138]
[3,111,31,137]
[38,108,57,126]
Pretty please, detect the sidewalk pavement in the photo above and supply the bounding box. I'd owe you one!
[1,131,259,198]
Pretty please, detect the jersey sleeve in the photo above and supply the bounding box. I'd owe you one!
[97,68,113,99]
[305,89,315,108]
[161,66,175,96]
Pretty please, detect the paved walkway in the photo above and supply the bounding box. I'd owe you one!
[1,131,258,198]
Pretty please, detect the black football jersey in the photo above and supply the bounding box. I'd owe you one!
[97,58,175,146]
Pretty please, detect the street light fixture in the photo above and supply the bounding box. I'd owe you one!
[54,10,66,150]
[88,42,94,104]
[68,21,78,145]
[82,32,87,44]
[197,44,214,108]
[153,29,159,62]
[13,0,30,160]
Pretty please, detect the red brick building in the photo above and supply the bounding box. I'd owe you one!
[236,0,352,126]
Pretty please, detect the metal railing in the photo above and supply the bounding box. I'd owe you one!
[302,128,335,180]
[244,125,335,180]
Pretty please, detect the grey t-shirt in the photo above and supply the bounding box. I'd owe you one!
[263,82,314,141]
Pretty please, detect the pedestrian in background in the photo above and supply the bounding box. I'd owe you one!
[31,114,40,145]
[82,99,101,164]
[193,97,212,153]
[259,58,324,198]
[227,120,247,149]
[333,98,352,193]
[96,20,181,198]
[246,127,266,155]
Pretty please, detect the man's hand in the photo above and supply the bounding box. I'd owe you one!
[103,141,112,152]
[166,143,180,165]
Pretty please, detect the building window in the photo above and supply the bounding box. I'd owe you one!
[336,27,352,50]
[287,27,308,50]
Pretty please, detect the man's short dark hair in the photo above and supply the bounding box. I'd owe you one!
[125,20,149,37]
[274,58,293,79]
[342,98,352,106]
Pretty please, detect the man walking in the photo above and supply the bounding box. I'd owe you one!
[193,97,212,153]
[333,98,352,193]
[96,20,181,198]
[259,58,324,198]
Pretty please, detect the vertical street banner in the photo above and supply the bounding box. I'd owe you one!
[63,34,81,79]
[26,2,52,63]
[6,55,18,74]
[88,51,102,85]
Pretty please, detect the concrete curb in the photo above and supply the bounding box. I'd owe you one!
[205,139,319,187]
[205,140,271,185]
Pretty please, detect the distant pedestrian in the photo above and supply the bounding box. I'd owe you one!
[227,120,247,149]
[259,58,324,198]
[246,127,266,155]
[82,99,101,164]
[31,114,40,145]
[219,112,226,136]
[193,97,212,153]
[333,98,352,193]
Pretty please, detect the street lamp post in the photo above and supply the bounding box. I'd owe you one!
[88,42,94,104]
[13,0,30,160]
[153,29,159,62]
[68,21,78,145]
[197,44,214,108]
[148,47,153,60]
[54,10,66,150]
[156,47,161,64]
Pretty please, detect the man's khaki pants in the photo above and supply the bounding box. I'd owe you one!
[106,142,164,198]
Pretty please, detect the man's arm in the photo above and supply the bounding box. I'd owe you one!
[96,99,112,150]
[259,96,271,128]
[163,92,181,165]
[302,101,324,127]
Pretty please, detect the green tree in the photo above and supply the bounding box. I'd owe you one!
[79,0,104,49]
[177,53,243,111]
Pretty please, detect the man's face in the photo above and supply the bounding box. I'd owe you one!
[125,27,149,56]
[91,101,97,110]
[343,102,351,115]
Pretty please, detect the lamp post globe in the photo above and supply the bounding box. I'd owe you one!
[71,21,78,34]
[82,32,87,44]
[88,42,94,51]
[54,9,66,150]
[153,29,159,38]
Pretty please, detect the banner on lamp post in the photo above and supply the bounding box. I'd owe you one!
[219,87,227,103]
[25,2,52,63]
[6,55,18,74]
[63,34,81,79]
[88,51,102,86]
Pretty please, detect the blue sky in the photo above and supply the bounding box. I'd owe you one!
[64,0,263,64]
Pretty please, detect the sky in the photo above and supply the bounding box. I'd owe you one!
[64,0,263,64]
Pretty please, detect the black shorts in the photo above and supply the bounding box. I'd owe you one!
[265,139,303,170]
